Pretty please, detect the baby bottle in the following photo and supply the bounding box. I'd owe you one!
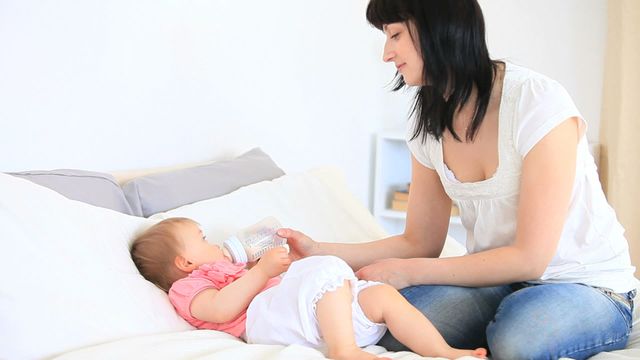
[223,216,287,263]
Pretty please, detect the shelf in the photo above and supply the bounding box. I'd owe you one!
[378,129,406,141]
[373,129,466,244]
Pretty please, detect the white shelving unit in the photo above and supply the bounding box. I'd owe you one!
[373,130,467,245]
[373,129,411,235]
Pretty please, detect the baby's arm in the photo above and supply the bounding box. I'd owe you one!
[190,247,290,323]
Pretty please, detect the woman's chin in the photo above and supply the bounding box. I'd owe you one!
[403,77,423,87]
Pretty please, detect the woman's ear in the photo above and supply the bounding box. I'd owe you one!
[174,255,196,272]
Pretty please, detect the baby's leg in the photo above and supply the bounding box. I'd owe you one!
[358,284,487,359]
[316,280,389,360]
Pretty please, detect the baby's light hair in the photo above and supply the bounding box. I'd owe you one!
[130,217,195,292]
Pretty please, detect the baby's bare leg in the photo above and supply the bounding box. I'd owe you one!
[316,280,389,360]
[358,284,486,359]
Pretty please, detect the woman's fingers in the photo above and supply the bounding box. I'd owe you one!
[276,227,316,258]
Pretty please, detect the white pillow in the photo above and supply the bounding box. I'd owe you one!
[0,173,192,360]
[153,166,466,257]
[151,167,385,248]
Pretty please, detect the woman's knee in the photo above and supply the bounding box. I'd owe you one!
[399,285,511,350]
[486,283,631,360]
[486,319,533,360]
[485,287,550,359]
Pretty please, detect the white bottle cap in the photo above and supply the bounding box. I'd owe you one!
[223,235,248,263]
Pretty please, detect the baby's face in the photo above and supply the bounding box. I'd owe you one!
[177,221,230,267]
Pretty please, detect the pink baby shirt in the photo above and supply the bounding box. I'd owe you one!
[169,260,281,337]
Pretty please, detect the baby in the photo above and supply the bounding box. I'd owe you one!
[130,217,486,360]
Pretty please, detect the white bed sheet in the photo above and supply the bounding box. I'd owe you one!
[51,329,475,360]
[52,304,640,360]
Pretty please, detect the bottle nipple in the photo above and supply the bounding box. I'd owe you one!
[223,235,248,263]
[222,246,232,262]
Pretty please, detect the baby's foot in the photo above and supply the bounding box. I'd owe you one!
[450,347,487,359]
[329,346,390,360]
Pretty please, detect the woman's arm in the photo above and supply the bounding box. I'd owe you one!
[190,247,291,323]
[281,156,452,271]
[359,117,581,288]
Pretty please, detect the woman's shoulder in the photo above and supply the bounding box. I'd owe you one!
[404,117,440,169]
[503,62,582,157]
[503,61,566,99]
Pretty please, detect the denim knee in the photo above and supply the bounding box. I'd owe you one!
[378,284,511,351]
[486,283,634,360]
[486,322,535,360]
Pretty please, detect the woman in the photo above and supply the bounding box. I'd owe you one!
[278,1,637,359]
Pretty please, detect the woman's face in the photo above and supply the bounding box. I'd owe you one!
[382,22,424,86]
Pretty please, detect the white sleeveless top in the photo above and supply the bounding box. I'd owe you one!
[406,62,637,293]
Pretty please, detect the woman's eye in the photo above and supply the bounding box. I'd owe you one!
[391,32,400,39]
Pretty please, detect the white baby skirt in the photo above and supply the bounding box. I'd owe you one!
[245,255,387,352]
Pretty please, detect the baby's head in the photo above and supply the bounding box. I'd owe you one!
[131,217,229,292]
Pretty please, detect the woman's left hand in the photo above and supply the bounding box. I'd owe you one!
[355,258,415,290]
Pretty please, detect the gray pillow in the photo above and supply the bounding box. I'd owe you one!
[123,148,285,217]
[9,169,136,216]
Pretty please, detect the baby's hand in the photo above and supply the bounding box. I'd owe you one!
[256,247,291,278]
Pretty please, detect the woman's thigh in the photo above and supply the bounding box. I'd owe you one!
[487,283,634,360]
[377,284,513,350]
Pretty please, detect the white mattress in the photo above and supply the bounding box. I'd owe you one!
[51,330,456,360]
[52,322,640,360]
[2,167,638,360]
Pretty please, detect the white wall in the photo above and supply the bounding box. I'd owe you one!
[480,0,607,142]
[0,0,606,208]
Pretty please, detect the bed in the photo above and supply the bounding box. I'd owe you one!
[1,148,638,360]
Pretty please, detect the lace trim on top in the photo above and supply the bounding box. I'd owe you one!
[443,164,461,184]
[435,61,525,201]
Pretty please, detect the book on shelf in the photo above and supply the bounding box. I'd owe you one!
[391,199,408,211]
[390,186,409,211]
[393,190,408,202]
[393,183,410,198]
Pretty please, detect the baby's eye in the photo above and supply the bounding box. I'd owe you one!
[202,235,207,241]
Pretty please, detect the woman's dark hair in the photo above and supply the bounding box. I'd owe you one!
[367,0,497,142]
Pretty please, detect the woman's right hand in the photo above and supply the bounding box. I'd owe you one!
[276,228,319,261]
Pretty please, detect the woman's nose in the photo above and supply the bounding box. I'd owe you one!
[382,41,394,62]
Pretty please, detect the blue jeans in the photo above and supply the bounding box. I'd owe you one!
[378,283,635,360]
